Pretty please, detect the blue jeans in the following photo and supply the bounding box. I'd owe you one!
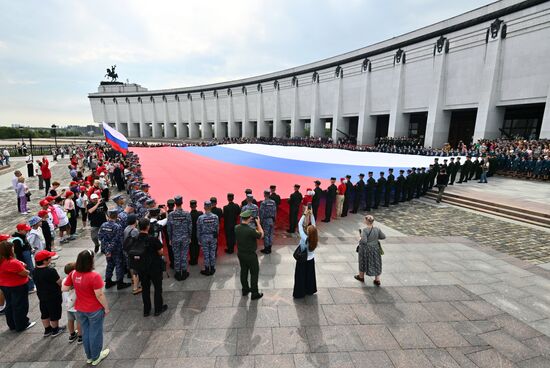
[480,172,488,183]
[77,309,105,360]
[21,250,35,290]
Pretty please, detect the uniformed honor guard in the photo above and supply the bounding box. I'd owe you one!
[235,210,264,300]
[341,174,353,217]
[189,200,203,265]
[287,184,303,233]
[448,157,456,185]
[312,180,323,220]
[365,172,376,211]
[98,209,131,290]
[269,185,281,209]
[112,194,125,214]
[322,177,337,223]
[197,201,219,276]
[223,193,240,254]
[210,197,223,219]
[167,195,192,281]
[394,169,405,204]
[385,168,394,207]
[374,172,386,209]
[351,174,365,213]
[241,189,258,207]
[241,194,259,229]
[259,190,277,254]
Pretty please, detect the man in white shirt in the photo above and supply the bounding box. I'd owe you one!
[3,149,10,165]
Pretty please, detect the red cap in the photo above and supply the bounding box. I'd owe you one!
[16,223,31,232]
[340,178,345,181]
[306,188,312,192]
[80,186,86,192]
[69,181,77,186]
[34,250,57,262]
[0,234,11,242]
[46,196,56,202]
[38,210,49,218]
[39,199,50,207]
[65,190,74,198]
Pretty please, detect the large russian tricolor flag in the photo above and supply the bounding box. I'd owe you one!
[102,122,129,155]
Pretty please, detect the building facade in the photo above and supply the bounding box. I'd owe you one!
[89,0,550,147]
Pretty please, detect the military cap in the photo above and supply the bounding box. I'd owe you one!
[141,183,150,188]
[138,196,148,203]
[210,197,217,203]
[204,200,212,207]
[269,185,276,189]
[227,193,234,198]
[240,210,252,218]
[112,194,123,202]
[190,199,197,205]
[443,159,448,161]
[450,157,455,160]
[345,174,351,178]
[388,168,394,172]
[330,177,336,180]
[148,208,160,217]
[145,199,156,206]
[399,169,405,173]
[127,202,136,208]
[174,195,183,205]
[294,184,301,188]
[368,171,373,175]
[314,180,321,185]
[264,190,270,195]
[379,171,385,175]
[412,167,417,170]
[358,173,365,177]
[107,208,119,216]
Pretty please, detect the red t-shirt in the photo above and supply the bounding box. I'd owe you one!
[0,258,29,287]
[337,183,346,195]
[64,271,104,312]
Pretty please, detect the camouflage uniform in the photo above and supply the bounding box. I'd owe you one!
[197,211,219,271]
[241,202,259,229]
[98,220,125,282]
[259,197,277,251]
[167,208,192,274]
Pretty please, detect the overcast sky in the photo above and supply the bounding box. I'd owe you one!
[0,0,492,127]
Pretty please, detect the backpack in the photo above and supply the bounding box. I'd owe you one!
[127,237,150,272]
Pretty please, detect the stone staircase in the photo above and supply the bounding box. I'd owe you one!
[425,190,550,229]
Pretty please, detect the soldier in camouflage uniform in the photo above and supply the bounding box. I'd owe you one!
[197,201,219,276]
[98,209,131,290]
[112,194,125,214]
[241,194,259,229]
[259,190,277,254]
[167,195,192,281]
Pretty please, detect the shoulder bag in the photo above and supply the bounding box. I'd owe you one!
[293,240,308,263]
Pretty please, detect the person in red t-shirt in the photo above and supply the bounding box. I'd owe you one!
[0,240,36,332]
[62,250,110,365]
[39,157,52,197]
[336,178,346,218]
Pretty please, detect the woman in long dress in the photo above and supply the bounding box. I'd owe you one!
[355,215,386,286]
[293,209,318,298]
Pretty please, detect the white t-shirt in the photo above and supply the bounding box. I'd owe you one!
[54,204,69,227]
[27,228,45,251]
[62,276,77,312]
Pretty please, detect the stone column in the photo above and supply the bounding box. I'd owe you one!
[541,83,550,139]
[201,92,212,138]
[138,98,150,138]
[424,37,451,148]
[227,89,237,138]
[473,19,506,141]
[357,60,376,145]
[331,67,344,142]
[256,84,267,138]
[272,81,283,137]
[290,77,303,137]
[388,49,407,138]
[150,97,162,138]
[310,72,322,137]
[113,98,125,134]
[188,94,200,139]
[101,98,108,124]
[241,87,251,137]
[163,96,175,138]
[213,91,221,139]
[175,95,185,139]
[126,98,136,137]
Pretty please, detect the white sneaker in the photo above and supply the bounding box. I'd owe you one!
[51,254,59,260]
[28,288,36,294]
[92,349,109,366]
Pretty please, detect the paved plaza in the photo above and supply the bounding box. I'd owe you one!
[0,160,549,367]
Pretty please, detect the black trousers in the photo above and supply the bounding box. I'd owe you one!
[289,207,299,232]
[238,254,259,294]
[1,283,30,331]
[324,198,334,221]
[293,258,317,298]
[68,209,77,235]
[189,236,199,264]
[384,186,391,206]
[225,226,236,252]
[44,178,51,196]
[139,271,163,313]
[450,172,457,184]
[312,203,320,220]
[374,189,382,208]
[394,186,402,204]
[342,195,350,216]
[364,189,372,210]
